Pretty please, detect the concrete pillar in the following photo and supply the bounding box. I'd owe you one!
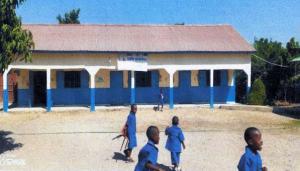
[243,67,252,96]
[169,72,174,109]
[130,71,135,104]
[90,73,96,112]
[210,69,214,109]
[2,70,9,112]
[226,70,236,104]
[46,68,52,112]
[247,72,251,94]
[86,67,99,112]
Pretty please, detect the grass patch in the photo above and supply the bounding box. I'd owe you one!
[285,120,300,128]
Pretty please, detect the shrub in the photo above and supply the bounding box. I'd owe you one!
[247,78,266,105]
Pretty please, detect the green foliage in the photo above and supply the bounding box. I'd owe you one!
[287,37,300,57]
[0,0,34,73]
[57,9,80,24]
[247,78,266,105]
[251,37,300,103]
[290,74,300,82]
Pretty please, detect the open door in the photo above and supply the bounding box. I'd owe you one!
[33,71,46,106]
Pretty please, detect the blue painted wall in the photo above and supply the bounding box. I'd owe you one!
[173,70,231,104]
[52,70,90,106]
[96,71,130,105]
[17,70,235,106]
[17,71,34,107]
[134,71,161,104]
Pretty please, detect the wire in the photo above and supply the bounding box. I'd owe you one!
[251,54,288,68]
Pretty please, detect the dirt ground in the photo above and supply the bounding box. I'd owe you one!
[0,107,299,171]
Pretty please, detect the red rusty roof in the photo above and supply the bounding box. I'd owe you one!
[23,24,255,53]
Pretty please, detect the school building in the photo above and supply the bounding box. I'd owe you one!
[2,24,254,112]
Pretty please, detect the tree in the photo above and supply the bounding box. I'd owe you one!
[287,37,300,57]
[57,9,80,24]
[252,38,290,103]
[247,78,266,105]
[249,37,300,104]
[0,0,34,73]
[287,38,300,102]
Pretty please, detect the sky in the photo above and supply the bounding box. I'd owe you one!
[16,0,300,44]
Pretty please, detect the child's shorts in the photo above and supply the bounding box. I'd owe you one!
[171,152,181,165]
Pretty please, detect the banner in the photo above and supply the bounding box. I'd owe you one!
[117,55,148,71]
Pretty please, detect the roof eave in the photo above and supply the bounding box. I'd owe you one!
[32,50,256,54]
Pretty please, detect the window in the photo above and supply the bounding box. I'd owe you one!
[214,70,221,86]
[206,70,221,86]
[135,71,152,87]
[206,70,210,86]
[64,71,81,88]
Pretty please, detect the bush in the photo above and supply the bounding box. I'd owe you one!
[247,78,266,105]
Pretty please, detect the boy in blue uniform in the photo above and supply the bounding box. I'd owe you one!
[165,116,185,171]
[238,127,267,171]
[124,104,137,162]
[157,88,164,112]
[135,126,165,171]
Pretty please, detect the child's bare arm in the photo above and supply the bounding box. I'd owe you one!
[145,162,165,171]
[181,141,186,149]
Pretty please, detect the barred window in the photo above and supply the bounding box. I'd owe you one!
[64,71,81,88]
[135,71,152,87]
[206,70,221,86]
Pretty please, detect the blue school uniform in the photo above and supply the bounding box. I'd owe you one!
[159,93,164,104]
[238,146,263,171]
[165,125,185,165]
[134,140,159,171]
[126,112,137,149]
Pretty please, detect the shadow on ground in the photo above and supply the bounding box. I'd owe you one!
[112,152,172,171]
[112,152,127,162]
[157,164,172,171]
[273,106,300,119]
[0,130,23,154]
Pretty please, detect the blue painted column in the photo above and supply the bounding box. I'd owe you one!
[86,67,98,112]
[90,88,95,112]
[47,89,52,112]
[3,89,8,112]
[210,69,214,109]
[169,72,174,109]
[90,72,96,112]
[210,87,214,108]
[169,87,174,109]
[3,71,9,112]
[226,70,236,104]
[46,69,52,112]
[130,71,135,104]
[247,86,251,94]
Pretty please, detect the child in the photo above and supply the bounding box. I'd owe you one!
[135,126,165,171]
[238,127,267,171]
[157,89,164,112]
[124,104,137,162]
[165,116,185,171]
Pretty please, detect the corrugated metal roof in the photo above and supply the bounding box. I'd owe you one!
[22,24,255,53]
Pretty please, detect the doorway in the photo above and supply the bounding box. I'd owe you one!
[33,71,46,106]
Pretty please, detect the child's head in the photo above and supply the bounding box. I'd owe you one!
[130,104,137,113]
[172,116,179,125]
[244,127,263,151]
[146,126,160,144]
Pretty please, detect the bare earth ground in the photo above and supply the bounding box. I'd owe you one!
[0,107,299,171]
